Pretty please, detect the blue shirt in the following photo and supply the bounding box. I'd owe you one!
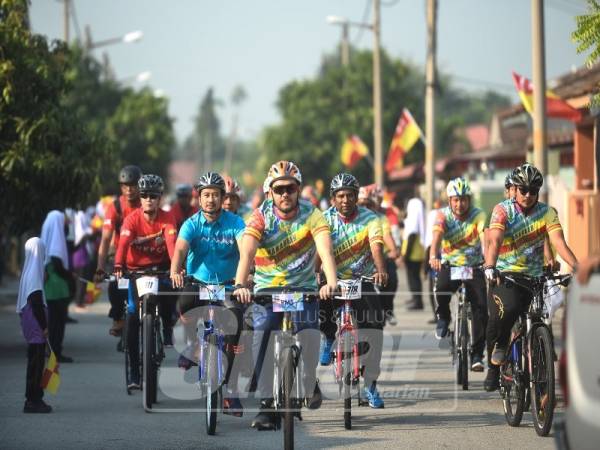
[178,210,245,284]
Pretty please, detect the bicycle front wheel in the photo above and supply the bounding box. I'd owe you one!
[530,326,555,436]
[205,334,219,436]
[143,313,157,410]
[502,340,525,427]
[342,332,352,430]
[460,304,469,391]
[124,315,131,395]
[283,346,295,450]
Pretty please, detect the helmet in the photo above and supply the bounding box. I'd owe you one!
[195,172,225,193]
[511,163,543,188]
[223,175,242,197]
[119,165,142,185]
[330,173,360,196]
[175,183,193,197]
[138,174,164,194]
[504,173,514,189]
[267,161,302,186]
[446,177,472,198]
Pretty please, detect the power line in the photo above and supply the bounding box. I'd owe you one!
[381,0,401,6]
[352,0,372,45]
[449,74,516,93]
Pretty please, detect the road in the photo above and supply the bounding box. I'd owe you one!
[0,270,562,449]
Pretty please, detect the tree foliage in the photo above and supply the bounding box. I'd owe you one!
[572,0,600,104]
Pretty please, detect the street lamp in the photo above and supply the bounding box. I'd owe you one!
[84,26,144,50]
[119,71,152,85]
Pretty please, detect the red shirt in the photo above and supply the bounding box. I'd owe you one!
[103,196,141,248]
[169,202,199,230]
[114,209,177,269]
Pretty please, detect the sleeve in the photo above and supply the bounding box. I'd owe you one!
[367,215,384,245]
[244,209,265,241]
[163,219,178,260]
[102,203,117,232]
[28,290,47,330]
[489,204,508,231]
[475,210,487,236]
[234,216,246,241]
[431,210,447,234]
[177,217,195,243]
[307,208,330,237]
[545,207,563,234]
[114,215,135,267]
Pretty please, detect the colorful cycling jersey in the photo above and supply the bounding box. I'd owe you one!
[178,210,245,284]
[323,206,383,279]
[489,199,562,276]
[169,202,199,230]
[432,206,486,267]
[102,195,140,249]
[114,209,177,269]
[245,199,330,292]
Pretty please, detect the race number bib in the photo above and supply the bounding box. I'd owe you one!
[199,284,226,302]
[450,267,473,281]
[136,276,159,296]
[336,279,362,300]
[118,278,130,290]
[272,293,304,312]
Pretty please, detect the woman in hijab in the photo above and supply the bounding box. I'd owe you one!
[41,210,74,363]
[401,197,426,310]
[17,237,52,413]
[72,210,91,310]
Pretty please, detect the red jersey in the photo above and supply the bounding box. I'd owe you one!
[114,209,177,269]
[103,196,141,248]
[169,202,199,229]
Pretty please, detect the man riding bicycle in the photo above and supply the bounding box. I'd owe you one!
[320,173,389,408]
[429,177,488,372]
[114,174,178,389]
[484,163,577,391]
[169,183,198,230]
[233,160,338,431]
[170,172,246,416]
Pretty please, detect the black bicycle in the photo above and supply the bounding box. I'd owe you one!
[499,272,571,436]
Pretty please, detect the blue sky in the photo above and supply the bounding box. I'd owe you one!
[29,0,588,142]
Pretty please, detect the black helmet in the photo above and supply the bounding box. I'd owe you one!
[175,183,193,197]
[511,163,543,189]
[504,173,514,189]
[195,172,225,193]
[330,173,360,196]
[119,165,142,185]
[138,174,164,194]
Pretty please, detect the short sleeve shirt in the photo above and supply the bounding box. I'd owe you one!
[102,196,140,248]
[489,200,562,276]
[323,206,383,279]
[178,210,245,284]
[432,206,486,266]
[245,199,330,292]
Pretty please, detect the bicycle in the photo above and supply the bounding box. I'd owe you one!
[332,276,377,430]
[498,272,571,436]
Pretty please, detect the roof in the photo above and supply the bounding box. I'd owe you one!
[551,63,600,100]
[464,124,489,151]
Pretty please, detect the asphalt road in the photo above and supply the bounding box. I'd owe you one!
[0,271,562,450]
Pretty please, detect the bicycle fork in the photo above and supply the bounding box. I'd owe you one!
[335,303,360,383]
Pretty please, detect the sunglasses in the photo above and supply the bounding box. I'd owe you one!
[140,193,160,200]
[272,184,299,196]
[517,186,539,196]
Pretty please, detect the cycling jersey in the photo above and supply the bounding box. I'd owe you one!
[169,202,199,230]
[178,210,245,284]
[432,206,486,267]
[245,198,329,292]
[323,206,383,279]
[489,199,562,276]
[103,195,140,249]
[114,209,177,269]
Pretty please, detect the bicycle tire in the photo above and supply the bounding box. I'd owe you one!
[123,316,131,395]
[343,332,352,430]
[143,313,156,410]
[502,339,525,427]
[530,326,555,436]
[454,311,462,386]
[460,304,469,391]
[205,334,218,436]
[283,346,295,450]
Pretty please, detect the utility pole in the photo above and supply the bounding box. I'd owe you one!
[341,23,350,67]
[424,0,437,210]
[373,0,384,187]
[532,0,548,202]
[63,0,70,43]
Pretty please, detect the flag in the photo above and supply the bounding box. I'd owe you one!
[41,350,60,394]
[340,135,369,169]
[85,281,102,304]
[385,108,423,174]
[512,71,582,121]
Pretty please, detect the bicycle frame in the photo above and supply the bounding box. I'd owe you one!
[198,305,226,389]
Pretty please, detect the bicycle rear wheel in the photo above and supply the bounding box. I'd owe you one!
[143,312,157,410]
[283,346,295,450]
[501,340,525,427]
[530,326,555,436]
[205,334,219,436]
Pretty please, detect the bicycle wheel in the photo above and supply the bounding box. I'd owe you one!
[205,334,219,436]
[460,304,469,391]
[342,332,352,430]
[283,346,295,450]
[143,312,156,410]
[123,315,131,395]
[530,326,555,436]
[453,308,462,386]
[501,340,525,427]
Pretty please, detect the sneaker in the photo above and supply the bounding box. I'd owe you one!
[387,312,398,326]
[251,399,278,431]
[364,383,384,409]
[109,319,125,337]
[484,366,500,392]
[319,338,334,366]
[435,318,449,340]
[223,397,244,417]
[163,328,174,348]
[471,355,485,372]
[491,344,507,366]
[23,400,52,413]
[304,379,322,410]
[128,372,141,390]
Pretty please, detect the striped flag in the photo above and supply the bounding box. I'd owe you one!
[85,281,102,304]
[340,135,369,169]
[385,108,423,174]
[41,350,60,394]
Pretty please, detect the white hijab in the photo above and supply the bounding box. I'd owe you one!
[74,210,91,247]
[403,198,426,244]
[41,210,69,269]
[16,237,46,312]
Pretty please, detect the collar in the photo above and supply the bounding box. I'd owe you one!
[273,204,299,221]
[513,199,538,217]
[199,209,223,225]
[337,207,358,223]
[451,206,471,221]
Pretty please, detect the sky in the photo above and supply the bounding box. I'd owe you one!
[29,0,589,143]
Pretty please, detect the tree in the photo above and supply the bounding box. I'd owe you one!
[223,84,248,174]
[193,87,223,169]
[572,0,600,104]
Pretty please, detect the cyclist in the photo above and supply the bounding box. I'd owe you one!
[170,172,247,416]
[169,183,198,230]
[429,177,488,371]
[483,163,577,391]
[94,165,142,338]
[114,174,178,389]
[233,160,338,431]
[319,173,389,408]
[222,175,243,215]
[504,172,515,200]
